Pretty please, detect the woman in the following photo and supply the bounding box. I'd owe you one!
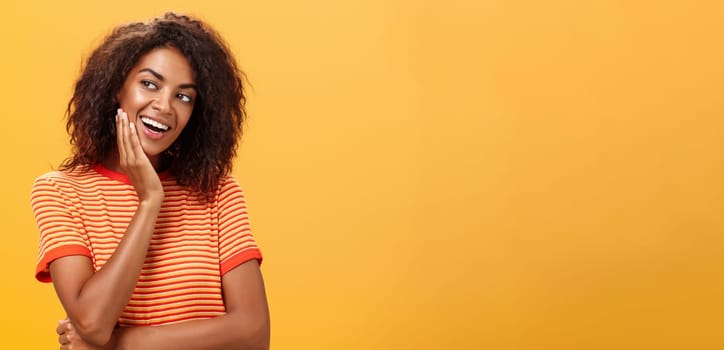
[30,13,270,350]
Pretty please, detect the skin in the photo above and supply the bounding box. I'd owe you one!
[107,46,197,172]
[51,47,270,350]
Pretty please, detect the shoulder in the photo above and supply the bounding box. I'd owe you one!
[30,171,77,211]
[32,170,70,191]
[32,168,96,189]
[216,175,246,193]
[31,168,105,201]
[34,169,78,183]
[214,175,249,203]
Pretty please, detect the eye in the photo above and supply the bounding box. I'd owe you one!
[141,80,158,90]
[177,93,193,103]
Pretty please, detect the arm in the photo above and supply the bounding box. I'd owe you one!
[49,110,164,346]
[115,259,270,350]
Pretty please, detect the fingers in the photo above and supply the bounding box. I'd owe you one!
[59,332,69,345]
[117,108,128,166]
[56,319,71,335]
[57,319,71,346]
[117,109,146,166]
[115,109,163,200]
[128,118,145,159]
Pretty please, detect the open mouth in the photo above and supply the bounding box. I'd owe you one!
[140,116,171,133]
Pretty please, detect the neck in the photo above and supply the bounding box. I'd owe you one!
[102,150,163,172]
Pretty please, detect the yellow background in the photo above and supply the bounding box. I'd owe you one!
[2,0,723,348]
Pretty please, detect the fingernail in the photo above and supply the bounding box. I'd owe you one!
[117,108,122,115]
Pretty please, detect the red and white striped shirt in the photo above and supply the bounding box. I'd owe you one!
[31,164,262,326]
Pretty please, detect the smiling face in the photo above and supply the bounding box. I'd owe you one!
[115,46,197,168]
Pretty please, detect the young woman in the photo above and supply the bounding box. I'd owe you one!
[30,13,269,350]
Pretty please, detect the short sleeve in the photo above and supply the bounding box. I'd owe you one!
[31,174,91,282]
[217,177,263,275]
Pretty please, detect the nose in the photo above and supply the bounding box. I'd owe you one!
[151,94,172,114]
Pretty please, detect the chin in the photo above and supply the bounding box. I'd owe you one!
[139,143,166,158]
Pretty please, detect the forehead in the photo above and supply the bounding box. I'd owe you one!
[131,47,195,83]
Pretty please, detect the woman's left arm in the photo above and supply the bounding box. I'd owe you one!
[114,259,269,350]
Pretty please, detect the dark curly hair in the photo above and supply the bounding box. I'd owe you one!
[60,12,246,195]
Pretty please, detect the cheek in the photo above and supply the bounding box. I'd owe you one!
[117,89,142,110]
[177,116,192,133]
[176,104,194,131]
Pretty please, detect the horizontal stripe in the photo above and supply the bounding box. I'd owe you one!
[127,290,222,301]
[31,167,262,327]
[120,311,225,326]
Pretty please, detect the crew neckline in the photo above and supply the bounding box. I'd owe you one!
[92,163,173,185]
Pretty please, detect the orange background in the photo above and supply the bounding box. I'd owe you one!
[1,1,723,349]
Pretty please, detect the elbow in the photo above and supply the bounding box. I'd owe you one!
[72,317,114,347]
[237,316,270,350]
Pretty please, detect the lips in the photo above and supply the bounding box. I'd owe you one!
[138,115,172,140]
[140,116,171,132]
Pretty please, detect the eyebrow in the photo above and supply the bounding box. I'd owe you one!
[138,68,197,90]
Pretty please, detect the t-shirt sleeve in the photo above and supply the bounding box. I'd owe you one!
[217,177,263,275]
[31,175,92,282]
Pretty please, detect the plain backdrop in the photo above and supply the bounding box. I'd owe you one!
[1,0,723,349]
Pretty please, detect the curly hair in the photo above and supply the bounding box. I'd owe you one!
[60,12,246,195]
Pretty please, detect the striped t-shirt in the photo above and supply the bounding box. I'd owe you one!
[31,164,262,326]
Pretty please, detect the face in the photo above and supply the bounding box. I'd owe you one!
[116,46,197,167]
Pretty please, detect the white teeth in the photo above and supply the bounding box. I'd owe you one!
[140,117,170,131]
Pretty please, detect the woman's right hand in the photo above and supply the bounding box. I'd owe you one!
[116,108,164,204]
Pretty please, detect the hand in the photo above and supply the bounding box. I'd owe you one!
[116,108,164,203]
[57,319,114,350]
